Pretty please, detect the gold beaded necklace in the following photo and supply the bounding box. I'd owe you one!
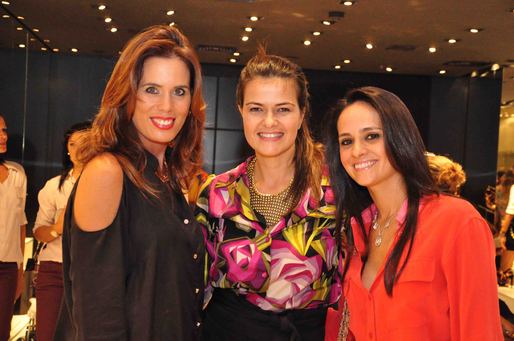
[247,157,294,227]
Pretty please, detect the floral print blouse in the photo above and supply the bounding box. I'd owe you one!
[196,157,341,312]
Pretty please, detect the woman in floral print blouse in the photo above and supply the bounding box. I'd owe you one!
[196,48,341,341]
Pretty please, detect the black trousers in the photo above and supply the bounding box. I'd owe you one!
[203,289,327,341]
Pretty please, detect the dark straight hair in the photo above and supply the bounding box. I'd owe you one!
[325,86,438,295]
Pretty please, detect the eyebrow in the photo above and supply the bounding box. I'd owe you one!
[244,101,295,106]
[338,126,382,138]
[139,82,190,88]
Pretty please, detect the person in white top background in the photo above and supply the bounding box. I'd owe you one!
[0,113,27,341]
[32,121,91,341]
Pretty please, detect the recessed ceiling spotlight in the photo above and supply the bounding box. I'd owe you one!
[491,63,500,71]
[104,17,112,23]
[229,58,237,63]
[233,52,240,56]
[334,65,341,69]
[33,28,39,32]
[385,66,393,72]
[244,27,253,32]
[303,40,312,46]
[241,35,249,42]
[16,27,22,31]
[321,20,334,26]
[18,43,25,48]
[366,43,373,49]
[343,59,351,64]
[468,28,481,33]
[30,38,35,42]
[341,1,355,6]
[471,70,478,77]
[249,16,260,21]
[439,70,446,74]
[2,1,10,5]
[447,38,458,44]
[52,48,59,52]
[312,31,321,36]
[71,48,79,53]
[110,27,118,33]
[166,10,175,16]
[2,14,9,18]
[98,4,106,10]
[169,22,175,26]
[44,39,50,43]
[17,16,24,20]
[428,47,437,53]
[41,47,47,51]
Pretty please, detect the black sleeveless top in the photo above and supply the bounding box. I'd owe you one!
[55,153,205,341]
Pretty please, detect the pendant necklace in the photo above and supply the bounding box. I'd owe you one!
[155,159,170,183]
[371,210,395,247]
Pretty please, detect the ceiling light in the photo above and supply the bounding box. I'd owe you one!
[104,17,112,23]
[385,67,393,72]
[366,43,373,49]
[244,27,253,32]
[321,20,334,26]
[169,22,175,26]
[18,44,25,48]
[1,1,10,5]
[439,70,446,74]
[44,39,50,43]
[469,28,481,33]
[233,52,240,56]
[52,48,59,52]
[166,10,175,16]
[428,47,437,53]
[98,4,106,10]
[471,71,478,77]
[341,1,354,6]
[312,31,321,36]
[229,58,237,63]
[110,27,118,33]
[41,47,47,51]
[16,27,22,31]
[303,40,311,46]
[2,15,9,18]
[241,35,249,42]
[249,16,260,21]
[491,63,500,71]
[334,65,341,69]
[343,59,351,64]
[33,28,39,32]
[71,48,78,53]
[17,16,24,20]
[447,38,458,44]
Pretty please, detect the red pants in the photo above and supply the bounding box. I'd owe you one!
[0,262,17,341]
[35,261,63,341]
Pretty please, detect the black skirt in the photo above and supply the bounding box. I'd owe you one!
[203,289,327,341]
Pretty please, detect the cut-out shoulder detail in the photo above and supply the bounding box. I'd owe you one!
[74,153,123,232]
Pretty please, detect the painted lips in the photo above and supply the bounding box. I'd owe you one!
[150,117,175,130]
[258,132,283,139]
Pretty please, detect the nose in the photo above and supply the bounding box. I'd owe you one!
[350,139,366,158]
[263,110,276,127]
[158,94,174,113]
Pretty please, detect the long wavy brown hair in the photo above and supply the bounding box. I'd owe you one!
[236,46,324,208]
[76,25,205,196]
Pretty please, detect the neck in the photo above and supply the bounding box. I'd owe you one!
[252,153,295,195]
[71,166,83,179]
[368,175,407,218]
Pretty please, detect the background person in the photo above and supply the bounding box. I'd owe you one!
[0,114,27,341]
[32,121,91,341]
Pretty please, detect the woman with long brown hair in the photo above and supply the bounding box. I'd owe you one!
[196,49,340,340]
[324,86,501,340]
[54,25,206,340]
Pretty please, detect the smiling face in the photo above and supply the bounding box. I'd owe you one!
[0,116,7,154]
[239,76,304,161]
[132,56,191,157]
[337,101,403,191]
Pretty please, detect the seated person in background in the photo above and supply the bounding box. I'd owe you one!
[425,152,466,196]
